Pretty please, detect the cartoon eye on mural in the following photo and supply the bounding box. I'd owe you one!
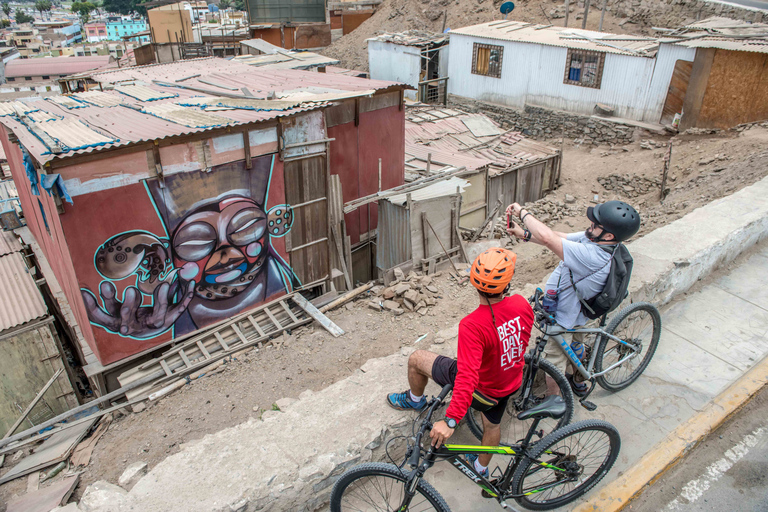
[80,156,299,340]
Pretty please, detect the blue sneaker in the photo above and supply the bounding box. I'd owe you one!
[386,390,427,411]
[465,454,490,478]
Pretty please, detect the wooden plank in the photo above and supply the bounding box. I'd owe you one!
[421,211,430,260]
[279,300,301,324]
[661,59,693,124]
[214,332,230,351]
[456,226,469,263]
[247,315,266,337]
[196,341,211,359]
[7,474,79,512]
[231,324,249,345]
[264,308,283,330]
[179,350,193,368]
[243,130,252,169]
[319,282,374,313]
[160,360,172,377]
[3,369,62,439]
[292,294,345,337]
[331,223,352,290]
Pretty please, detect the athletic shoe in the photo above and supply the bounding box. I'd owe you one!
[464,454,490,479]
[566,373,588,398]
[386,390,427,411]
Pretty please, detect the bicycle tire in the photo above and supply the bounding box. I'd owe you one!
[594,302,661,391]
[466,354,574,445]
[510,419,620,510]
[329,462,451,512]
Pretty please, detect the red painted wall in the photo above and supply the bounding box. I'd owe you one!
[327,103,405,244]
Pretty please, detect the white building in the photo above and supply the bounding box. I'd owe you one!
[447,21,696,124]
[368,31,449,102]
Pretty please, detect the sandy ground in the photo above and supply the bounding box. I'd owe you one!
[2,124,768,506]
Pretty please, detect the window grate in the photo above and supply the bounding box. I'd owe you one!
[563,49,605,89]
[472,43,504,79]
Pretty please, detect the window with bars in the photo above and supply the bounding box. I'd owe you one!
[563,49,605,89]
[472,43,503,78]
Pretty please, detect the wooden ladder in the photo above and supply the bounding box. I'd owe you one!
[118,294,315,401]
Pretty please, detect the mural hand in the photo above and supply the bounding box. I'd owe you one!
[81,286,120,333]
[145,280,195,331]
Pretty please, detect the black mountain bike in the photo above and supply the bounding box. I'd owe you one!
[330,384,620,512]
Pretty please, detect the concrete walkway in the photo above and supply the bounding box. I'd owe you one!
[427,243,768,511]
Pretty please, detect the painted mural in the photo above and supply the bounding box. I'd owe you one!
[79,155,299,341]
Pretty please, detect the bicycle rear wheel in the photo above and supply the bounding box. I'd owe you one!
[594,302,661,391]
[510,420,620,510]
[466,354,574,445]
[329,462,450,512]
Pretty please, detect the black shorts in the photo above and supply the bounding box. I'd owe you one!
[431,355,513,425]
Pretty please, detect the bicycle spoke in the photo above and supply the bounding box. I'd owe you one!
[339,473,442,512]
[519,427,614,503]
[601,309,654,385]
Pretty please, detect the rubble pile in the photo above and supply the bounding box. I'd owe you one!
[519,196,585,225]
[598,174,661,198]
[369,270,441,316]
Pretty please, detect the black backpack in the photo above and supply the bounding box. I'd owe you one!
[569,243,633,321]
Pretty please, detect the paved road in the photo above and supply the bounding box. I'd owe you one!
[424,243,768,511]
[631,384,768,511]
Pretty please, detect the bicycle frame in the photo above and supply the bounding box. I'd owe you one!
[396,385,577,511]
[540,323,639,381]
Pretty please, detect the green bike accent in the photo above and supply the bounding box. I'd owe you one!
[443,444,518,455]
[479,485,498,497]
[539,462,566,471]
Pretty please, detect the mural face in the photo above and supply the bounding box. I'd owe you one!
[79,155,299,340]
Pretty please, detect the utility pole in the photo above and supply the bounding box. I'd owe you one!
[582,0,591,29]
[598,0,607,31]
[564,0,569,26]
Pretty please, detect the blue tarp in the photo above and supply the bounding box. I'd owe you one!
[22,147,40,197]
[41,173,73,205]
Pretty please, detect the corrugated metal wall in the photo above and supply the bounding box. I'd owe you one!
[368,40,421,100]
[448,34,675,122]
[643,43,697,123]
[376,199,411,271]
[247,0,325,23]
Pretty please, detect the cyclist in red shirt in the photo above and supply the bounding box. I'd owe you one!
[387,248,534,478]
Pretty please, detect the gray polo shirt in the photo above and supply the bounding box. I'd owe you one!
[545,232,612,329]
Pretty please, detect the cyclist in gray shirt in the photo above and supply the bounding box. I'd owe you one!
[506,200,640,396]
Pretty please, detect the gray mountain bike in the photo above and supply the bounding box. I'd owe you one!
[467,288,661,443]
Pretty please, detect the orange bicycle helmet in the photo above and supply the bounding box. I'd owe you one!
[470,248,516,294]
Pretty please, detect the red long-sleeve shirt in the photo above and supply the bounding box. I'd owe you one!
[445,295,534,422]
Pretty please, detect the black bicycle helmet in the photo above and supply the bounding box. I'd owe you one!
[586,201,640,242]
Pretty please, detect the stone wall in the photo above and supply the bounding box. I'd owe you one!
[449,96,636,145]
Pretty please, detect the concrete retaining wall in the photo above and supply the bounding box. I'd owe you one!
[74,176,768,512]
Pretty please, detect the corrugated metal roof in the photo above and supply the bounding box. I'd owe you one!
[233,51,340,71]
[405,108,559,177]
[142,103,234,128]
[0,58,405,165]
[73,91,126,108]
[449,21,659,56]
[387,177,470,205]
[115,84,179,102]
[368,30,449,47]
[36,118,116,151]
[0,251,47,332]
[0,101,39,117]
[5,55,116,79]
[0,231,22,256]
[659,17,768,54]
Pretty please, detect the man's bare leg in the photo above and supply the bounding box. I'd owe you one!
[407,350,440,397]
[479,414,501,468]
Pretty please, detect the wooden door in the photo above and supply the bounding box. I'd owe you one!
[661,60,693,125]
[283,156,329,287]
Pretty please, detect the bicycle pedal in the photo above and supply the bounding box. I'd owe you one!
[580,400,597,411]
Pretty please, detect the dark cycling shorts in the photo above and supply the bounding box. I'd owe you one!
[431,355,514,425]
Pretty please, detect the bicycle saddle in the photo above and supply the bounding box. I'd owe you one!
[516,395,567,421]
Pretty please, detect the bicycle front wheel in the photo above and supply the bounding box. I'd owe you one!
[329,462,450,512]
[510,420,620,510]
[595,302,661,391]
[466,354,574,445]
